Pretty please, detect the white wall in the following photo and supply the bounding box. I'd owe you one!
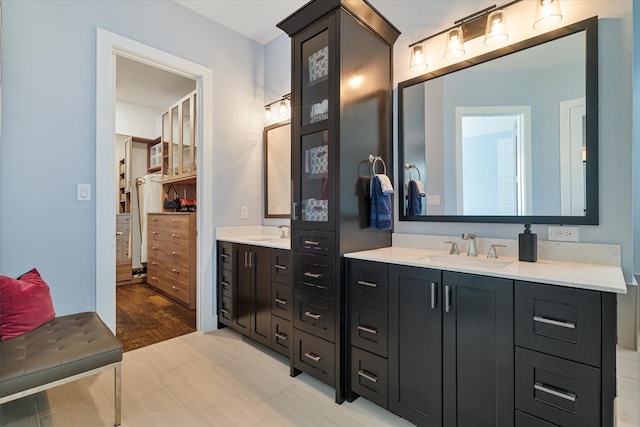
[0,0,265,317]
[115,101,162,139]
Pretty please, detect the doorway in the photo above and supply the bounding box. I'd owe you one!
[96,29,216,335]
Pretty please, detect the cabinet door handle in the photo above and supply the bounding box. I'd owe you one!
[304,240,320,246]
[244,252,249,267]
[275,264,288,270]
[431,282,438,309]
[304,311,322,320]
[304,352,321,362]
[533,315,576,329]
[116,231,123,236]
[275,332,288,341]
[220,308,230,315]
[358,370,379,383]
[445,285,452,313]
[220,253,230,259]
[274,298,288,305]
[534,382,576,402]
[220,281,230,287]
[172,269,180,273]
[304,272,322,279]
[357,325,377,335]
[357,280,377,288]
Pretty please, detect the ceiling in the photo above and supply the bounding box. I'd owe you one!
[116,0,496,111]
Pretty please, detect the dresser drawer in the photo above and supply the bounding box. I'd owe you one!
[149,227,192,249]
[293,230,335,256]
[272,249,292,285]
[515,347,600,427]
[218,269,233,299]
[148,213,192,230]
[294,253,335,299]
[293,328,335,387]
[351,346,388,409]
[349,259,388,311]
[515,411,558,427]
[272,282,293,321]
[515,281,601,367]
[294,291,335,342]
[350,303,387,357]
[218,294,233,327]
[148,274,190,305]
[271,316,291,357]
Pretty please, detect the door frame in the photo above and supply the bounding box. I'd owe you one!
[96,28,216,333]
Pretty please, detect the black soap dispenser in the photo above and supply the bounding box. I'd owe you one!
[519,223,537,262]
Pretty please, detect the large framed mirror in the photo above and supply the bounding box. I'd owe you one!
[264,121,291,218]
[398,17,598,224]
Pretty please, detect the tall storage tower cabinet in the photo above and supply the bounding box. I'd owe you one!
[277,0,399,403]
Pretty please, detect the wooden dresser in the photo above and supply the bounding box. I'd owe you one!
[147,212,196,309]
[115,214,132,283]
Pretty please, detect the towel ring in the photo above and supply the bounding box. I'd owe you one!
[404,163,421,181]
[369,154,387,175]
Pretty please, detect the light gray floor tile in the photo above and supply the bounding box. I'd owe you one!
[135,336,198,375]
[39,393,114,427]
[195,392,284,427]
[122,387,202,427]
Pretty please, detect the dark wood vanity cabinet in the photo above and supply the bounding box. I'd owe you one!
[217,241,234,327]
[271,249,293,357]
[278,0,399,403]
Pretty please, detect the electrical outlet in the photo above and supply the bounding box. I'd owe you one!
[548,226,579,242]
[240,206,248,219]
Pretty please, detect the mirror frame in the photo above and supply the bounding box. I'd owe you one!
[264,120,292,219]
[397,17,598,224]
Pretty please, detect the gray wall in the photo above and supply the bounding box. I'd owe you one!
[0,0,265,316]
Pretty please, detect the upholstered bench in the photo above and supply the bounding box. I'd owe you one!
[0,312,122,426]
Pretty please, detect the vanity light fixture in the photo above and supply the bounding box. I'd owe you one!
[409,43,428,71]
[533,0,562,30]
[264,93,292,124]
[444,27,465,60]
[484,9,509,45]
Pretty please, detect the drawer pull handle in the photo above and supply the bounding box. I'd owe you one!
[304,240,320,246]
[172,252,180,257]
[301,281,315,288]
[316,284,327,290]
[357,280,377,288]
[430,282,438,309]
[220,253,230,259]
[304,352,321,362]
[172,286,179,290]
[172,219,179,223]
[152,262,158,266]
[172,234,180,239]
[152,232,158,236]
[274,332,288,341]
[274,298,288,305]
[220,308,230,315]
[304,272,322,279]
[221,281,230,287]
[534,382,576,402]
[152,218,158,222]
[534,315,576,329]
[358,370,378,383]
[116,231,123,236]
[172,269,179,273]
[275,264,287,270]
[357,325,377,335]
[304,311,322,320]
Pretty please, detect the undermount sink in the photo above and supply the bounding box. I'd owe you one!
[246,236,288,244]
[414,254,513,269]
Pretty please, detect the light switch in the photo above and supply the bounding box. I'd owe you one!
[77,184,91,201]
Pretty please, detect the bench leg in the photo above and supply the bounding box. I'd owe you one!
[114,363,121,426]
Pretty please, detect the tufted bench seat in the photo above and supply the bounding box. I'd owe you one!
[0,312,122,426]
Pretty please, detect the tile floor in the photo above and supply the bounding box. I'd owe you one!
[1,328,638,426]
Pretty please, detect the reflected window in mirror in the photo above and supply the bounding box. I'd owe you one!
[398,17,598,224]
[264,121,291,218]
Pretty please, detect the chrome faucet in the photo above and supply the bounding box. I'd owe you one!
[278,225,289,238]
[487,244,506,259]
[444,241,458,255]
[461,233,476,257]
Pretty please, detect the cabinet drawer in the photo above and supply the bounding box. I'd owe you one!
[349,259,388,311]
[218,269,233,299]
[515,281,601,367]
[149,213,191,230]
[515,411,559,427]
[148,275,190,305]
[272,282,293,321]
[294,253,335,299]
[350,303,387,357]
[149,227,192,249]
[272,249,292,285]
[293,328,335,387]
[218,241,234,271]
[271,316,291,357]
[218,295,233,327]
[351,347,388,409]
[294,291,335,342]
[515,347,600,427]
[293,230,335,256]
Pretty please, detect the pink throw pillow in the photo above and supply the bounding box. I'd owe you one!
[0,268,56,340]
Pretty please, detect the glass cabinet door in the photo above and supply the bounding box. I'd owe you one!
[299,130,330,224]
[301,30,329,127]
[192,93,197,174]
[162,112,170,178]
[182,97,191,174]
[171,105,179,176]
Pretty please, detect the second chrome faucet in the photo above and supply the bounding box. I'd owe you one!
[461,233,476,257]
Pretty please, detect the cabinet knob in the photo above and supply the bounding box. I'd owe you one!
[172,269,180,274]
[172,234,180,239]
[172,252,180,257]
[172,286,179,291]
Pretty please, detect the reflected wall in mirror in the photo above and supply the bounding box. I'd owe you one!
[398,17,598,224]
[264,121,291,218]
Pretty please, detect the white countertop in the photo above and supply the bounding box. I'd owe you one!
[345,246,627,294]
[217,234,290,250]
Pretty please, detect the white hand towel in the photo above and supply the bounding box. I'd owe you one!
[374,174,394,195]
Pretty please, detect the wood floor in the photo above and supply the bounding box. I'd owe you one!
[2,328,639,426]
[116,283,196,352]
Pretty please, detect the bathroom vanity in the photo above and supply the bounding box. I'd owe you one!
[345,247,625,427]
